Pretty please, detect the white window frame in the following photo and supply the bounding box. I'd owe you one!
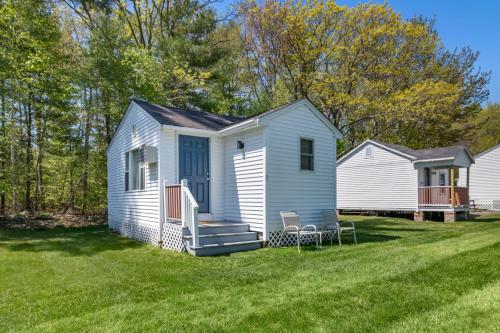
[125,147,145,192]
[299,137,314,171]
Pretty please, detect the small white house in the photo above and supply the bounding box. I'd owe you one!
[337,140,474,222]
[107,98,342,255]
[459,144,500,210]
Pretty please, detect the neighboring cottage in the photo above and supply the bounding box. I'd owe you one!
[337,140,474,222]
[459,144,500,210]
[107,98,342,255]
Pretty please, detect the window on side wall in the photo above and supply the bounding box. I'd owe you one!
[300,138,314,171]
[125,148,145,191]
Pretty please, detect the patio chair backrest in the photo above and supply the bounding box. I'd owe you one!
[280,211,300,229]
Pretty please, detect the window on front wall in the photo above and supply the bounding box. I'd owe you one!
[300,138,314,171]
[125,148,145,191]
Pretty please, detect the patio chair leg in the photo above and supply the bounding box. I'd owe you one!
[338,229,342,246]
[353,229,358,245]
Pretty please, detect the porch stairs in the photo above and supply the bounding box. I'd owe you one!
[183,222,262,256]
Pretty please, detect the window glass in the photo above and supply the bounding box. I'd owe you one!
[125,152,129,191]
[439,173,446,186]
[300,138,314,171]
[126,148,145,191]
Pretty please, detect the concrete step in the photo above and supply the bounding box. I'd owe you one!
[187,240,262,256]
[197,223,250,235]
[185,231,258,246]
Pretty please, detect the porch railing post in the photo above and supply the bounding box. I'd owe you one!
[450,167,455,207]
[181,179,187,228]
[192,206,199,248]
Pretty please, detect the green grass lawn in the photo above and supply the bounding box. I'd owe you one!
[1,215,500,333]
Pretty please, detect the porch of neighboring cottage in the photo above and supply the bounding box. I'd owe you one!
[415,164,471,222]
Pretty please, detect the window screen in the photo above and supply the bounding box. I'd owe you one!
[300,138,314,171]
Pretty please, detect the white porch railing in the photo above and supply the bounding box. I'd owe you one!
[180,179,199,248]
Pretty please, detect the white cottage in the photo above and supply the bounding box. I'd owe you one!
[107,98,342,255]
[459,144,500,210]
[337,140,474,222]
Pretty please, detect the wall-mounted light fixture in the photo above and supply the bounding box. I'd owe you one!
[237,141,244,150]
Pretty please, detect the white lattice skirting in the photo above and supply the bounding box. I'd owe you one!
[109,217,186,252]
[108,217,160,246]
[267,224,334,247]
[162,222,186,252]
[474,200,500,211]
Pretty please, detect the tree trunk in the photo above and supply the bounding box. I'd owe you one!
[81,87,92,214]
[34,104,47,210]
[0,82,5,214]
[24,101,33,211]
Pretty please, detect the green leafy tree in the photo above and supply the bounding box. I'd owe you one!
[239,0,490,151]
[469,104,500,154]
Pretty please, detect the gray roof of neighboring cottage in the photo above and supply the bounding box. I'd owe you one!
[338,139,474,166]
[379,141,471,161]
[132,98,243,131]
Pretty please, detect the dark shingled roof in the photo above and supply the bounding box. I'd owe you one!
[132,99,243,131]
[375,140,470,161]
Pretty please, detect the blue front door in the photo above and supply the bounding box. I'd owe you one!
[179,135,210,213]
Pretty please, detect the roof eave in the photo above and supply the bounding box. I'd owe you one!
[218,117,260,136]
[412,157,455,164]
[160,124,220,135]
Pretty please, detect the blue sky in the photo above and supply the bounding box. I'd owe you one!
[213,0,500,103]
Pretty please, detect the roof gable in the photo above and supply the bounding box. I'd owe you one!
[338,140,474,165]
[106,101,161,154]
[338,140,416,165]
[254,99,343,138]
[475,143,500,159]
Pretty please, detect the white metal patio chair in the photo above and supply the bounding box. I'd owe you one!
[322,210,357,246]
[279,211,319,251]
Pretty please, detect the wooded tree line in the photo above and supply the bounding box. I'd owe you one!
[0,0,495,214]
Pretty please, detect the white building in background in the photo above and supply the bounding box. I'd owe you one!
[459,144,500,210]
[337,140,474,222]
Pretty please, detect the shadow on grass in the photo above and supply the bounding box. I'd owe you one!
[0,225,143,257]
[232,242,500,332]
[281,231,400,251]
[466,216,500,223]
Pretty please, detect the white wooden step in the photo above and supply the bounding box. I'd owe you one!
[187,240,262,256]
[197,223,250,235]
[184,231,257,246]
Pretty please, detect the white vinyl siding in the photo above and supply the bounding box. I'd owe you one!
[266,103,337,235]
[107,102,161,228]
[224,128,265,232]
[337,143,418,211]
[459,145,500,209]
